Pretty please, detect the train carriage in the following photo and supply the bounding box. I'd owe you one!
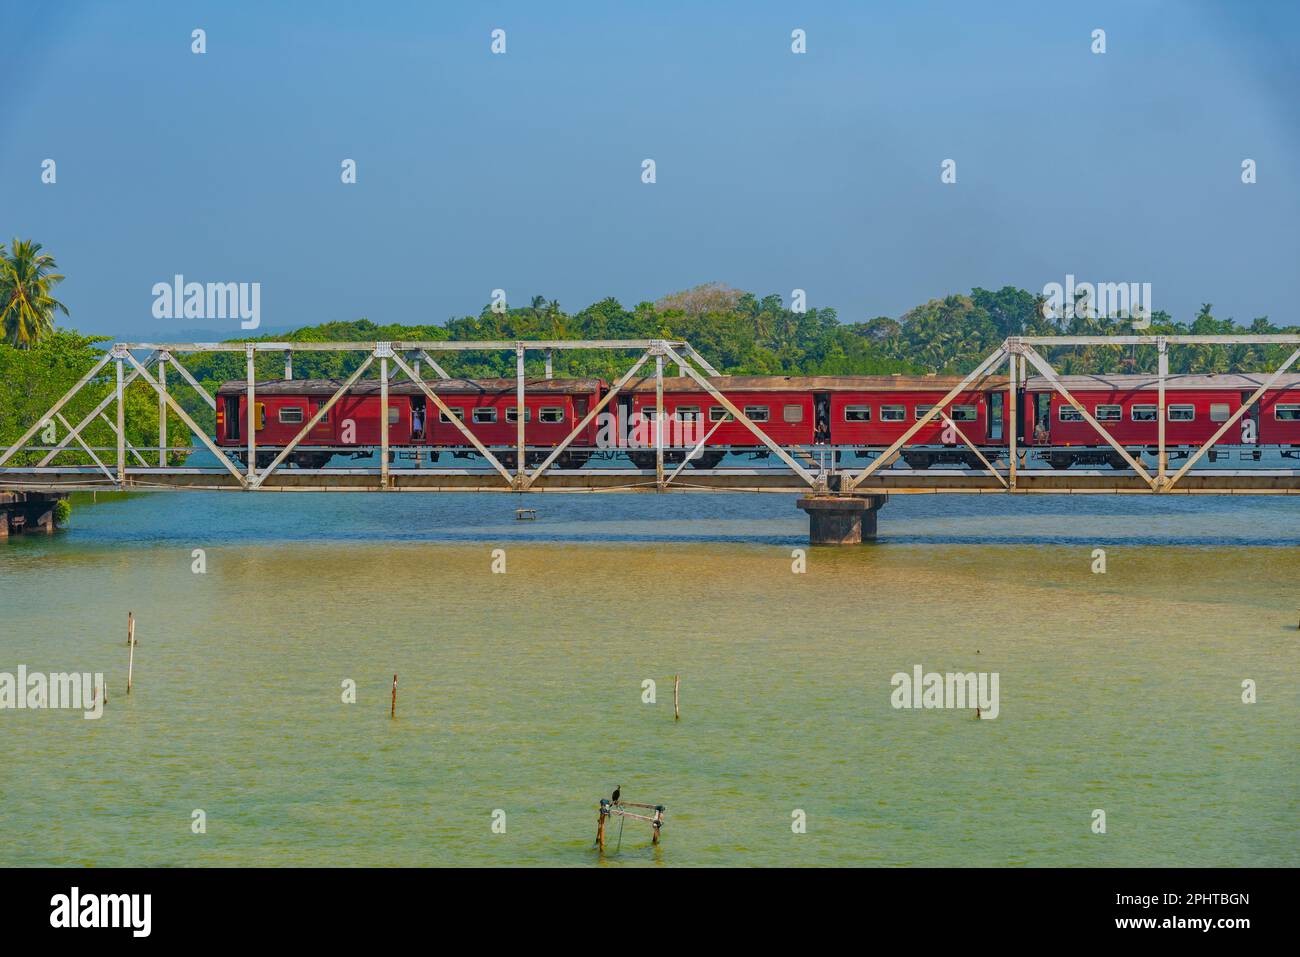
[624,375,1010,469]
[1022,373,1300,468]
[823,375,1009,468]
[215,376,605,468]
[625,376,815,468]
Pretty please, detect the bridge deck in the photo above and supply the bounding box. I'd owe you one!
[4,466,1300,494]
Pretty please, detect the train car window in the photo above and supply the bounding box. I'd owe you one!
[311,399,330,424]
[950,405,977,421]
[677,406,702,421]
[1131,405,1157,421]
[783,404,803,423]
[278,407,304,424]
[539,407,564,423]
[844,405,871,421]
[505,407,531,423]
[708,406,733,422]
[473,408,497,423]
[1209,404,1231,422]
[1059,406,1084,422]
[1168,405,1195,421]
[388,406,400,425]
[914,404,933,420]
[1095,405,1121,421]
[439,407,464,423]
[880,405,905,422]
[641,407,659,421]
[744,406,770,422]
[1275,404,1300,420]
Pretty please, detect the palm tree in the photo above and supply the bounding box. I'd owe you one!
[1,239,69,347]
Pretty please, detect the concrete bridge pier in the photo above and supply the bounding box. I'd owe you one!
[1,492,65,538]
[796,495,887,545]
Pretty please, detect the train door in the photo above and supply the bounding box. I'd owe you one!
[813,393,831,444]
[987,391,1004,442]
[224,395,241,441]
[1239,390,1260,446]
[309,398,333,441]
[410,396,427,440]
[573,395,589,443]
[619,394,635,449]
[1033,393,1051,444]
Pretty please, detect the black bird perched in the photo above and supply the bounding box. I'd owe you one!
[611,785,621,804]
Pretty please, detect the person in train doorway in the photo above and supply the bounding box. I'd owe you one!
[1033,417,1049,444]
[411,405,424,440]
[814,395,831,444]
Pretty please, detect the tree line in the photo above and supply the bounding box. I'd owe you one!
[177,283,1294,390]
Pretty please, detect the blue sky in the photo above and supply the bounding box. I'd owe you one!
[2,0,1298,338]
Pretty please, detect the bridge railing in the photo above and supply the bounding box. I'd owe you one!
[3,334,1300,494]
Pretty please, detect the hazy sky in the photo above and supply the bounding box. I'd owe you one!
[3,0,1297,339]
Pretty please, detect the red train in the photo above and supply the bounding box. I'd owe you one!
[215,372,1300,469]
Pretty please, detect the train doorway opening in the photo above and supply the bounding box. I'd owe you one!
[1033,393,1051,443]
[224,395,240,441]
[411,396,427,440]
[987,391,1004,442]
[814,393,831,444]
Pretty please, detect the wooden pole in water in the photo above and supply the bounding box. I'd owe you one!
[391,674,397,718]
[126,611,136,694]
[674,674,680,721]
[596,800,608,852]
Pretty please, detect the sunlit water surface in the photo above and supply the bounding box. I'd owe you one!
[1,492,1296,866]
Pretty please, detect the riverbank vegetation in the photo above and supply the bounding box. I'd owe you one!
[0,331,190,466]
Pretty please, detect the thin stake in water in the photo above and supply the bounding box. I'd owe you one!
[126,611,136,694]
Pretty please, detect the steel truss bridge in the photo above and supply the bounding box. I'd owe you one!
[3,335,1300,502]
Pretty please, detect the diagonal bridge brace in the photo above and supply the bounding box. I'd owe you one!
[1018,344,1157,489]
[843,346,1009,492]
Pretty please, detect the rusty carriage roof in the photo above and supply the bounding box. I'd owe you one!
[216,377,606,396]
[1022,373,1300,391]
[624,374,1011,393]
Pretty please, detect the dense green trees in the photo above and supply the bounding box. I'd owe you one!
[176,282,1291,392]
[0,331,187,466]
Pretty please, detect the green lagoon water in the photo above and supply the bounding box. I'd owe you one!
[1,492,1296,866]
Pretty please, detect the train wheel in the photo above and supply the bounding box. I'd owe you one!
[688,451,726,469]
[556,451,591,469]
[1048,454,1073,470]
[901,452,932,469]
[627,451,657,469]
